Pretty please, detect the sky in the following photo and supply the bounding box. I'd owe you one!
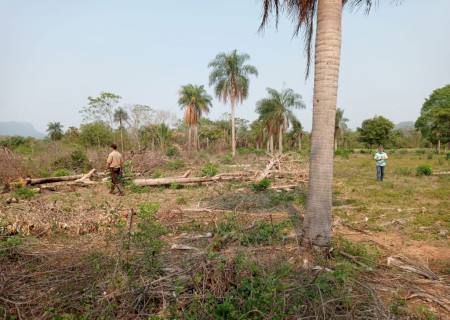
[1,0,449,133]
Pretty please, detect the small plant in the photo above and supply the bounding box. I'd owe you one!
[70,148,90,170]
[251,178,271,192]
[131,202,167,272]
[395,167,413,176]
[200,162,218,177]
[416,164,432,176]
[129,183,149,194]
[166,146,178,157]
[152,169,163,178]
[53,168,71,177]
[166,159,185,170]
[119,160,134,186]
[12,186,35,199]
[415,149,426,155]
[176,196,187,205]
[170,183,183,190]
[221,153,233,164]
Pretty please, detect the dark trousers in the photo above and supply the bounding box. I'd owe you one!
[110,167,124,194]
[376,166,385,181]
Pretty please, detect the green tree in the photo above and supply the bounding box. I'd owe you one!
[415,85,450,153]
[80,92,121,129]
[79,122,113,147]
[334,108,348,151]
[260,0,382,247]
[208,50,258,157]
[290,118,304,151]
[256,88,305,153]
[178,84,213,151]
[47,122,64,141]
[357,116,394,148]
[114,107,129,152]
[63,126,80,144]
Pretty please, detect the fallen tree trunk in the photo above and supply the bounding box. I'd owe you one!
[134,173,251,187]
[27,174,84,185]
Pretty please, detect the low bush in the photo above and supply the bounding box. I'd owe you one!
[200,162,218,177]
[251,178,271,192]
[166,159,185,170]
[166,146,178,157]
[12,186,35,199]
[416,165,432,176]
[53,168,71,177]
[53,148,90,172]
[221,153,233,164]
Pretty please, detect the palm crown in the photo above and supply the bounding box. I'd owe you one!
[178,84,212,126]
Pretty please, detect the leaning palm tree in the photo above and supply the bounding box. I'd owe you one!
[178,84,213,151]
[334,108,349,151]
[208,50,258,157]
[47,122,64,141]
[260,0,377,247]
[114,107,129,152]
[256,88,305,154]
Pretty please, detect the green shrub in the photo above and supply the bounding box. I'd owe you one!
[166,146,178,157]
[446,152,450,160]
[53,148,90,172]
[251,178,271,192]
[166,159,185,170]
[170,183,183,189]
[416,165,432,176]
[0,235,23,260]
[221,153,233,164]
[200,162,218,177]
[53,168,71,177]
[13,186,35,199]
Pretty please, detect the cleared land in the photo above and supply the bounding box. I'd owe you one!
[1,149,449,319]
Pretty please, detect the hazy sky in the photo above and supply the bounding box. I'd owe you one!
[1,0,449,133]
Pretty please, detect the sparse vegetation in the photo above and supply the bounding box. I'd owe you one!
[416,164,433,176]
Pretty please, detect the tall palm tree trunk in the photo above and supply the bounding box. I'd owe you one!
[298,134,302,151]
[187,127,192,152]
[231,97,237,157]
[278,125,283,154]
[303,0,342,248]
[269,134,274,154]
[194,125,199,150]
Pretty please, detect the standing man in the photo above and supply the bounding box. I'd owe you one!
[107,143,124,195]
[374,145,388,181]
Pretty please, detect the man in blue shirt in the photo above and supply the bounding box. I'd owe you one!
[374,145,388,181]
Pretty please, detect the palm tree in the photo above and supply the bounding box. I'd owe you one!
[47,122,64,141]
[260,0,375,248]
[291,119,304,151]
[334,108,349,151]
[114,107,129,152]
[178,84,212,151]
[208,50,258,157]
[256,88,305,154]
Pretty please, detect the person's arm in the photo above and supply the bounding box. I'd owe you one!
[106,154,112,170]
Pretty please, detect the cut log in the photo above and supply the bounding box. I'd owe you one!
[27,174,84,185]
[75,169,96,182]
[133,174,250,187]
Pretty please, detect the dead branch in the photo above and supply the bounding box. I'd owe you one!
[387,255,439,280]
[26,174,84,185]
[133,173,251,187]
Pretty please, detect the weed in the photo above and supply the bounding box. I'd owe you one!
[416,164,432,176]
[166,146,178,157]
[175,196,187,205]
[166,159,185,170]
[170,183,183,190]
[414,304,437,320]
[394,167,413,176]
[12,186,35,199]
[151,169,163,178]
[221,153,233,164]
[389,296,407,317]
[129,183,149,194]
[335,149,352,158]
[251,178,271,191]
[200,162,218,177]
[53,168,71,177]
[332,236,380,267]
[0,234,23,261]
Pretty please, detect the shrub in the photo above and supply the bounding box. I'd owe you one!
[166,159,185,170]
[151,169,163,178]
[12,186,35,199]
[200,162,218,177]
[166,146,178,157]
[221,153,233,164]
[251,178,271,192]
[53,148,90,172]
[53,168,71,177]
[170,183,183,190]
[416,165,432,176]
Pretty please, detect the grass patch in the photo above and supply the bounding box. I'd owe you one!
[12,186,36,199]
[200,162,218,177]
[250,178,271,191]
[166,159,185,170]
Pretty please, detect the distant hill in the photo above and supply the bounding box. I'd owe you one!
[395,121,415,130]
[0,121,45,138]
